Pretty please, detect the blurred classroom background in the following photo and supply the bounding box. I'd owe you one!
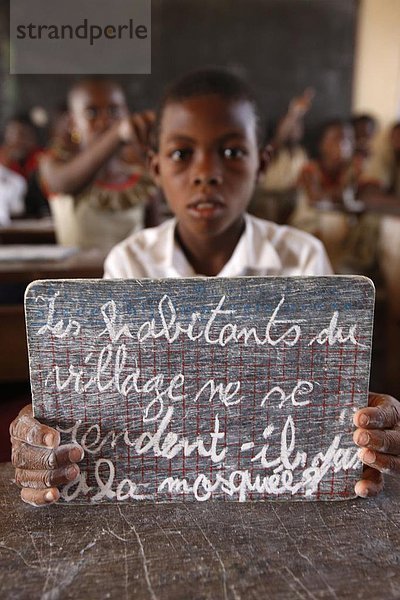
[0,0,399,460]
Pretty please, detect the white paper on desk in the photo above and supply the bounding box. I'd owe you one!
[0,245,78,261]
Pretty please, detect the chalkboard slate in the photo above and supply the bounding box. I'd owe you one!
[25,276,374,503]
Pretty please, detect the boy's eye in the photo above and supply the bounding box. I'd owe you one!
[84,107,98,120]
[222,147,247,159]
[83,106,124,121]
[108,105,125,119]
[169,148,193,162]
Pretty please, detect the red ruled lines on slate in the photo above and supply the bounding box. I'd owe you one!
[298,336,309,499]
[249,345,258,502]
[138,337,145,488]
[195,334,200,497]
[78,332,90,477]
[170,341,182,498]
[168,334,173,499]
[208,343,215,501]
[222,341,228,502]
[328,342,345,498]
[180,332,186,497]
[236,335,243,483]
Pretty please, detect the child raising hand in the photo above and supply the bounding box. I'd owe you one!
[39,78,159,251]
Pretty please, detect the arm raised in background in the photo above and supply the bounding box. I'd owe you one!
[39,110,155,196]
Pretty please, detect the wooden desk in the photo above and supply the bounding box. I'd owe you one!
[0,248,106,381]
[0,218,56,245]
[0,247,106,285]
[0,462,399,599]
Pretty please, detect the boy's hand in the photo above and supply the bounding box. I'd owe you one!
[10,404,84,507]
[118,110,156,149]
[353,392,400,497]
[288,87,315,118]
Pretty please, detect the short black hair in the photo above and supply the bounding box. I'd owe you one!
[67,77,125,110]
[307,118,351,159]
[6,112,35,128]
[351,114,377,130]
[152,67,261,149]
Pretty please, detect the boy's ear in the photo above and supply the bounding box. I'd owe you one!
[257,144,273,180]
[148,149,162,186]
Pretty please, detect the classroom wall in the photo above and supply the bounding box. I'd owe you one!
[352,0,400,127]
[0,0,357,134]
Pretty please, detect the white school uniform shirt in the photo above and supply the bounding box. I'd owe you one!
[103,214,332,279]
[0,165,26,225]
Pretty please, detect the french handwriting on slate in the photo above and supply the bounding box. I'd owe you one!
[28,281,372,502]
[36,292,367,348]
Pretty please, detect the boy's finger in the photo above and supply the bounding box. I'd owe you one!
[10,414,60,448]
[131,115,151,147]
[353,427,400,455]
[12,440,84,470]
[140,110,156,124]
[18,404,33,417]
[15,464,80,489]
[354,466,383,498]
[21,487,60,507]
[358,447,400,475]
[353,393,400,430]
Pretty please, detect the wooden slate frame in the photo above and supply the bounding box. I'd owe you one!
[25,276,375,503]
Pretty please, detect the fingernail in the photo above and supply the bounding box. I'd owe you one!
[357,432,369,446]
[66,465,79,480]
[359,415,370,427]
[363,449,376,463]
[43,433,55,447]
[354,483,368,498]
[45,490,55,502]
[69,447,84,462]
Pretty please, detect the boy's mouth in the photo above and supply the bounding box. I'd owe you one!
[187,196,225,218]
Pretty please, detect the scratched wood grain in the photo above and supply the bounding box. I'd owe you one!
[25,276,375,503]
[1,463,399,600]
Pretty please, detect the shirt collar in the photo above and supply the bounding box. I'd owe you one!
[219,213,282,276]
[164,213,283,277]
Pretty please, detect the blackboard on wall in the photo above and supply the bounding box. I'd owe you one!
[1,0,357,133]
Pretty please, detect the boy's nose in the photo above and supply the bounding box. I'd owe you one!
[192,154,223,186]
[193,173,223,186]
[94,116,112,132]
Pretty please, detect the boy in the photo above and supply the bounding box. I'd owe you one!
[10,69,400,506]
[39,78,158,251]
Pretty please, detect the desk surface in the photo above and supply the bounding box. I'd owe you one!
[0,462,399,599]
[0,248,106,283]
[0,218,56,245]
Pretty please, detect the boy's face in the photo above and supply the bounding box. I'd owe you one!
[69,82,128,147]
[4,121,37,161]
[152,95,262,240]
[320,125,354,163]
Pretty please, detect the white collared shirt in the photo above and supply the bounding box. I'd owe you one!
[103,213,333,279]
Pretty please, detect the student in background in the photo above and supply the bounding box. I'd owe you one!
[0,114,42,181]
[360,121,400,398]
[0,114,49,218]
[39,78,159,252]
[10,68,400,506]
[0,164,26,225]
[351,114,378,160]
[249,88,313,224]
[362,121,400,198]
[290,119,368,270]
